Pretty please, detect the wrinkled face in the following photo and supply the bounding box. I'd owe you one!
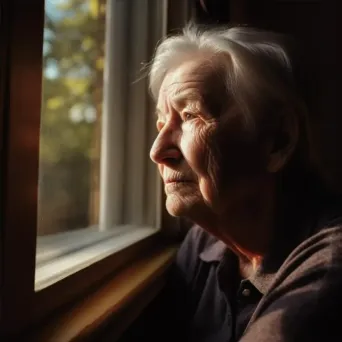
[150,57,267,221]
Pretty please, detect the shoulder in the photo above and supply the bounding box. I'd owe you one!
[290,209,342,272]
[272,212,342,296]
[279,200,342,277]
[243,215,342,341]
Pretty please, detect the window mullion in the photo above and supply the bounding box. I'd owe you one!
[99,0,129,230]
[124,0,150,226]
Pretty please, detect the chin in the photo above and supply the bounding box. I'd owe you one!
[165,193,207,218]
[165,195,192,217]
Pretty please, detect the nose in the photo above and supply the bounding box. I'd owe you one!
[150,124,182,166]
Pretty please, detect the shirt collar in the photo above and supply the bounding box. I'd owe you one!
[199,238,227,262]
[199,238,287,295]
[198,237,275,295]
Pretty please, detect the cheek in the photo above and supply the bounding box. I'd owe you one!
[180,124,221,203]
[219,137,264,178]
[209,126,267,204]
[180,124,212,174]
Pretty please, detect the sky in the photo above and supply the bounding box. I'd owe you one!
[43,0,91,79]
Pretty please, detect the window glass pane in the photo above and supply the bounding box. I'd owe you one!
[35,0,161,290]
[38,0,106,235]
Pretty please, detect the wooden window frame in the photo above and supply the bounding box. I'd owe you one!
[0,0,178,336]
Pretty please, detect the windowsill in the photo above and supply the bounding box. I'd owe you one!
[35,226,159,290]
[32,245,177,342]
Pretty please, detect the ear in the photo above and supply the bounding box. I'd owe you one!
[266,109,299,173]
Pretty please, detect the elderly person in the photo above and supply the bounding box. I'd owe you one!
[145,24,342,342]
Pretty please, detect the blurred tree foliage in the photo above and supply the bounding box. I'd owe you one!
[38,0,106,234]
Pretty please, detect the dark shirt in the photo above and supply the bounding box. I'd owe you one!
[147,200,342,342]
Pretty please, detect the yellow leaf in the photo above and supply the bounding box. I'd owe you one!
[64,78,89,96]
[47,97,64,110]
[96,57,104,71]
[82,37,94,51]
[89,0,99,18]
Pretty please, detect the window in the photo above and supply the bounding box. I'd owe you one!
[34,0,166,290]
[1,0,169,334]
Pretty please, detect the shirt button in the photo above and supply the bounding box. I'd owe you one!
[242,288,251,297]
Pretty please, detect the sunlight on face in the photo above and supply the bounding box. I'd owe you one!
[150,57,264,220]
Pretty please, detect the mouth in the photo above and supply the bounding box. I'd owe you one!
[164,179,194,184]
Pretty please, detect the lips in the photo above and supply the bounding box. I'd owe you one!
[164,179,194,184]
[163,171,195,185]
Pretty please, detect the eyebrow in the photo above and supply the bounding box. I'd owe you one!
[155,90,204,116]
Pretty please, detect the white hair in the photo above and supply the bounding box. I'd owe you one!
[149,23,305,132]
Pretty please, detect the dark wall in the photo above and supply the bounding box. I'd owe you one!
[241,0,339,192]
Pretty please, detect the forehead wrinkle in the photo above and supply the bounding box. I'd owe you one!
[162,79,206,97]
[157,57,225,117]
[164,78,208,107]
[173,84,203,100]
[161,60,215,96]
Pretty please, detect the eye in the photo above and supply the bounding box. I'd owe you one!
[182,112,196,122]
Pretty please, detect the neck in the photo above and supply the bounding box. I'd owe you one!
[197,177,277,273]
